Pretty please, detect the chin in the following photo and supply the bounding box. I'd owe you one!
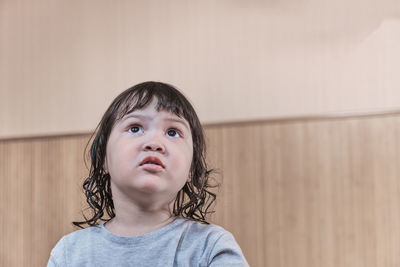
[134,177,165,194]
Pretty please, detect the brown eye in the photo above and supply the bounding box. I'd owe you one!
[129,126,143,134]
[166,129,180,137]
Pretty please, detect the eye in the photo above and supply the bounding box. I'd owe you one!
[166,128,181,138]
[129,125,143,134]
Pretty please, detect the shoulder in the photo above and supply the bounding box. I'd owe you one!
[174,219,231,247]
[175,219,249,266]
[55,224,101,247]
[179,218,228,237]
[48,225,102,266]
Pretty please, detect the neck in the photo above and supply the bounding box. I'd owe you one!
[105,189,176,237]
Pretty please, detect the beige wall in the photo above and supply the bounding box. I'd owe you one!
[1,0,400,138]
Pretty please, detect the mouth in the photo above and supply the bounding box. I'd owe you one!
[139,156,165,170]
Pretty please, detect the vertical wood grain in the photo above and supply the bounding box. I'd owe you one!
[2,114,400,266]
[0,136,88,267]
[205,115,400,267]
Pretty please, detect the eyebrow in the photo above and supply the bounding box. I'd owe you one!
[122,114,151,121]
[121,114,190,131]
[165,117,190,131]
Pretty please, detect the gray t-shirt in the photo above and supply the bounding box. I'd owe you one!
[47,218,249,267]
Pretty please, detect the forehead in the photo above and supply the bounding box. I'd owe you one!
[122,98,177,117]
[122,107,182,121]
[116,95,183,119]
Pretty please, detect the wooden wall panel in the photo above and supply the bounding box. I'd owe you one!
[2,114,400,266]
[0,136,88,267]
[205,115,400,267]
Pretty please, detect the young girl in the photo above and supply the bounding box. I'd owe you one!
[47,81,249,266]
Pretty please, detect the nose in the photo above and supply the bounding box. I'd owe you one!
[142,136,165,153]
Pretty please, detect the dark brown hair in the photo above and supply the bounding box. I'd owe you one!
[73,81,216,228]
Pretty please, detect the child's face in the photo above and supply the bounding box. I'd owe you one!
[105,98,193,205]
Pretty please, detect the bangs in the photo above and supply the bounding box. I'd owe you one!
[114,83,187,122]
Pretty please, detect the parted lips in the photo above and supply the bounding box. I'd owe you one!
[139,156,165,168]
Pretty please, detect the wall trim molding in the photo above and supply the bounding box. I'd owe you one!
[204,108,400,128]
[3,107,400,141]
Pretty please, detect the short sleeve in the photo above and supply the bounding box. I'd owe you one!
[208,232,249,267]
[47,255,59,267]
[47,236,66,267]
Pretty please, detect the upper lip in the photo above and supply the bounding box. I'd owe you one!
[139,156,165,168]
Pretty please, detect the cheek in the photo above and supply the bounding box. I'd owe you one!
[173,142,193,176]
[185,145,194,175]
[106,143,131,174]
